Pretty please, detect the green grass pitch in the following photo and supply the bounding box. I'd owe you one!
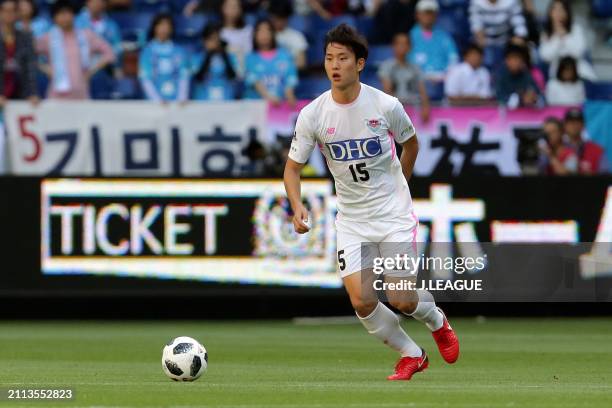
[1,318,611,407]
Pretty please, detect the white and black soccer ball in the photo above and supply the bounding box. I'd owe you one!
[162,336,208,381]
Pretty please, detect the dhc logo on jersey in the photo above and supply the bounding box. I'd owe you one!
[325,137,383,161]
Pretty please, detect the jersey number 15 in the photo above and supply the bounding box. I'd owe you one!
[349,162,369,182]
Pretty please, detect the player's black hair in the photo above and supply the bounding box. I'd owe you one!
[51,0,75,18]
[324,23,368,62]
[463,43,483,56]
[556,56,578,82]
[147,13,174,41]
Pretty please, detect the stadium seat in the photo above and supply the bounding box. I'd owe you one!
[174,14,207,42]
[288,14,310,37]
[114,77,144,100]
[437,6,471,50]
[171,0,193,14]
[355,16,375,42]
[110,12,154,44]
[311,15,356,35]
[368,45,393,65]
[295,76,329,99]
[592,0,612,18]
[36,71,48,98]
[425,80,445,101]
[361,73,382,90]
[90,70,115,100]
[133,0,171,13]
[585,81,612,100]
[362,45,392,74]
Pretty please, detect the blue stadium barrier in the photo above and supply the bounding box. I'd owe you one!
[585,81,612,100]
[592,0,612,17]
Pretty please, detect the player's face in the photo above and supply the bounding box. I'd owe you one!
[324,42,364,90]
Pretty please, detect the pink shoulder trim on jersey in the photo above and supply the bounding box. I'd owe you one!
[388,132,396,161]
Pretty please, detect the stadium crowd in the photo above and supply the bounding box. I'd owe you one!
[0,0,609,174]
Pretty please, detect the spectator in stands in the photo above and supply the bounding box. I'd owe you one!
[244,18,297,106]
[539,116,577,175]
[469,0,527,69]
[0,0,37,106]
[16,0,49,38]
[545,56,585,106]
[521,0,540,46]
[564,108,607,174]
[37,1,115,99]
[495,43,542,108]
[219,0,252,74]
[76,0,121,99]
[269,0,308,71]
[139,13,190,102]
[409,0,458,82]
[371,0,415,45]
[444,43,493,106]
[378,32,430,122]
[76,0,121,58]
[191,21,239,100]
[539,0,596,81]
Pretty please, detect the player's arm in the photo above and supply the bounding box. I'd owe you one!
[399,135,419,183]
[283,111,316,234]
[389,99,419,183]
[284,159,310,234]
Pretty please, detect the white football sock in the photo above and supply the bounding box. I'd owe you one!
[357,302,422,358]
[408,290,444,331]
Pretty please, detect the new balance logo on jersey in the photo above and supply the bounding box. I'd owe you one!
[326,137,383,161]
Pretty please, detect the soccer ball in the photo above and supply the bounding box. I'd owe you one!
[162,336,208,381]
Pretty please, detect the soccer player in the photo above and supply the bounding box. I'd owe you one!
[283,24,459,380]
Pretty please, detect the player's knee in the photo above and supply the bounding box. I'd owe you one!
[390,300,418,315]
[352,299,378,318]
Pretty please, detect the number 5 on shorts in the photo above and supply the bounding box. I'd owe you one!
[337,250,346,271]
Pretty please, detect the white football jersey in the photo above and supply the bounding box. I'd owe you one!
[289,83,416,222]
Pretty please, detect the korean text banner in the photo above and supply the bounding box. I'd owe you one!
[5,100,267,176]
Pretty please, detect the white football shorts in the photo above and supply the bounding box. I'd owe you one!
[335,212,419,278]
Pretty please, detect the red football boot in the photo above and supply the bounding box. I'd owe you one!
[431,307,459,364]
[387,349,429,381]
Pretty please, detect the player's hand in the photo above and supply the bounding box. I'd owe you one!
[292,205,310,234]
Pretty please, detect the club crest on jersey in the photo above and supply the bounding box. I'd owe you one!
[365,118,387,134]
[325,137,383,161]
